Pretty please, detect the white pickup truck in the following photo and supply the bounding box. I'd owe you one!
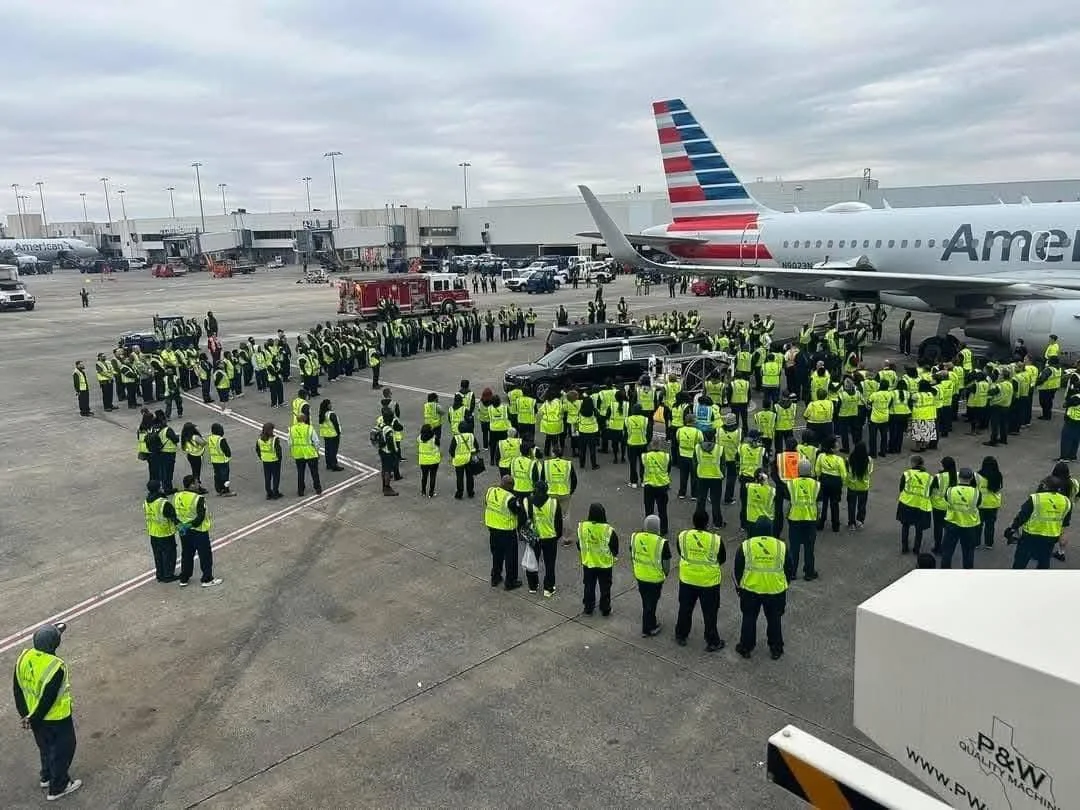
[0,265,36,310]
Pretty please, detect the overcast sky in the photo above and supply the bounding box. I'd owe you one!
[4,0,1080,221]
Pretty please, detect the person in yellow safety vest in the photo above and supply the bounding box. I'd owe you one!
[642,435,672,536]
[487,395,511,467]
[743,469,775,533]
[760,354,782,409]
[674,509,726,651]
[516,390,537,444]
[718,413,743,505]
[694,427,726,529]
[207,422,237,497]
[256,421,284,500]
[813,436,847,533]
[1007,477,1072,569]
[541,447,578,544]
[318,398,345,472]
[498,427,523,476]
[145,479,179,582]
[291,389,309,426]
[736,430,768,525]
[447,394,468,440]
[72,359,92,417]
[523,480,564,596]
[726,372,751,432]
[734,516,791,660]
[485,475,524,590]
[836,378,866,454]
[896,455,933,554]
[631,513,670,636]
[675,413,703,500]
[845,442,873,530]
[772,392,799,453]
[577,501,619,615]
[14,622,83,800]
[941,467,982,569]
[1045,333,1061,362]
[423,392,443,447]
[577,396,601,469]
[174,474,222,586]
[417,423,442,498]
[803,389,835,443]
[289,411,323,497]
[625,403,653,488]
[449,417,477,499]
[975,456,1004,549]
[538,391,565,458]
[154,412,181,495]
[986,370,1014,447]
[1036,356,1062,420]
[510,443,539,497]
[94,351,117,412]
[606,390,630,463]
[786,459,820,581]
[929,456,958,554]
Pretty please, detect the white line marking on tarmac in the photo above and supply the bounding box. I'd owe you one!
[0,472,372,655]
[342,376,455,398]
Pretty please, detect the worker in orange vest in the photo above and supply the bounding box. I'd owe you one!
[772,436,801,536]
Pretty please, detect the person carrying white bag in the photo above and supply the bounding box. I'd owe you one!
[522,480,564,598]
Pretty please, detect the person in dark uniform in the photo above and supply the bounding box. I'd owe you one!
[72,360,92,416]
[13,623,82,801]
[734,517,792,660]
[144,480,178,582]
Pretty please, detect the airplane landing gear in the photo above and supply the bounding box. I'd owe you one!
[917,334,960,365]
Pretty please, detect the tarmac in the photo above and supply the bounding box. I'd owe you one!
[0,267,1071,808]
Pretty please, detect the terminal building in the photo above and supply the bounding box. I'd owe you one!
[17,174,1080,266]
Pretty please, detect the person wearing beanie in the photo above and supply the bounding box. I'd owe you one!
[734,517,791,660]
[941,467,982,569]
[785,459,821,581]
[631,514,671,637]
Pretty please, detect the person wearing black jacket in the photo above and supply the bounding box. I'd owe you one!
[523,481,564,596]
[145,480,179,581]
[13,623,82,800]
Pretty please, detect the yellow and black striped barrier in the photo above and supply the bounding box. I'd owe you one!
[767,726,949,809]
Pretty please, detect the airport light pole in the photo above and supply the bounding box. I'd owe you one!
[191,162,206,232]
[324,151,342,228]
[165,186,176,218]
[79,192,88,222]
[458,162,471,208]
[117,189,129,257]
[301,176,312,211]
[100,177,113,230]
[18,195,31,236]
[35,181,48,233]
[11,183,25,238]
[218,183,228,214]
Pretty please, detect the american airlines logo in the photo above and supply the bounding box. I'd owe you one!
[941,224,1078,263]
[12,241,72,252]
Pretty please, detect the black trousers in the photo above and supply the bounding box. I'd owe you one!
[489,528,519,585]
[262,460,281,496]
[738,590,785,653]
[675,582,721,645]
[695,478,724,528]
[269,379,284,407]
[76,390,91,415]
[867,420,888,456]
[941,524,979,569]
[1039,389,1056,420]
[420,463,439,495]
[164,391,182,419]
[324,436,340,469]
[1012,533,1055,569]
[454,465,475,497]
[33,717,76,796]
[187,453,203,483]
[150,534,177,581]
[979,507,997,547]
[295,458,322,494]
[989,406,1009,444]
[846,490,868,526]
[157,453,176,493]
[627,445,645,484]
[582,566,613,614]
[816,479,842,531]
[637,579,663,633]
[643,486,669,536]
[489,430,507,466]
[179,530,214,583]
[525,538,558,592]
[787,520,817,577]
[212,461,230,494]
[99,381,114,410]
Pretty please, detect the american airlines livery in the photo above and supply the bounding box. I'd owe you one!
[579,97,1080,358]
[0,238,99,263]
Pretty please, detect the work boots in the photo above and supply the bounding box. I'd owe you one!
[382,473,398,496]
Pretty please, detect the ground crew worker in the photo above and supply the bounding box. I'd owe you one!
[675,414,702,499]
[976,456,1004,548]
[578,502,618,615]
[487,395,511,467]
[213,362,231,402]
[541,447,577,541]
[896,455,933,555]
[744,469,775,533]
[727,372,751,432]
[523,480,563,596]
[416,424,441,498]
[174,474,222,587]
[155,412,180,494]
[318,398,344,472]
[207,422,237,497]
[734,517,791,660]
[719,413,742,504]
[94,352,116,411]
[786,460,820,581]
[642,435,671,536]
[1007,477,1072,569]
[625,403,652,487]
[577,396,601,469]
[510,442,539,498]
[813,437,846,533]
[485,475,522,590]
[516,389,537,443]
[803,389,835,443]
[941,467,982,569]
[447,394,468,439]
[845,442,873,530]
[631,514,670,637]
[145,479,178,582]
[291,389,309,426]
[538,391,565,457]
[256,422,284,500]
[289,411,323,497]
[1037,356,1062,420]
[449,418,478,499]
[674,510,726,651]
[13,623,82,801]
[694,428,725,528]
[72,360,92,417]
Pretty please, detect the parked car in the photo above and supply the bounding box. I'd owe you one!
[127,257,148,270]
[504,271,535,292]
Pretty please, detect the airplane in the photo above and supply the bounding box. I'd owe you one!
[0,237,99,267]
[578,97,1080,359]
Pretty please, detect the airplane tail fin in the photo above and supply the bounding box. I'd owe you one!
[653,98,771,224]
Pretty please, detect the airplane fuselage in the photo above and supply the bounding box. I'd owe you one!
[0,238,99,261]
[644,201,1080,280]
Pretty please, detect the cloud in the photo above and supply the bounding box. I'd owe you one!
[3,0,1080,220]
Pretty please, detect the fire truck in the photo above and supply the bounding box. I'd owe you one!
[337,273,474,318]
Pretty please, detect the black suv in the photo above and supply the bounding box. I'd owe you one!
[505,334,692,399]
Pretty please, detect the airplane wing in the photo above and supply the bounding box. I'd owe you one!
[575,231,709,248]
[578,184,1080,294]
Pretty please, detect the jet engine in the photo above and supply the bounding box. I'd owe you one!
[963,300,1080,356]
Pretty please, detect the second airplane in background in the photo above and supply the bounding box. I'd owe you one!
[580,98,1080,358]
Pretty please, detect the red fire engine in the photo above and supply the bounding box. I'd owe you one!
[337,273,474,318]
